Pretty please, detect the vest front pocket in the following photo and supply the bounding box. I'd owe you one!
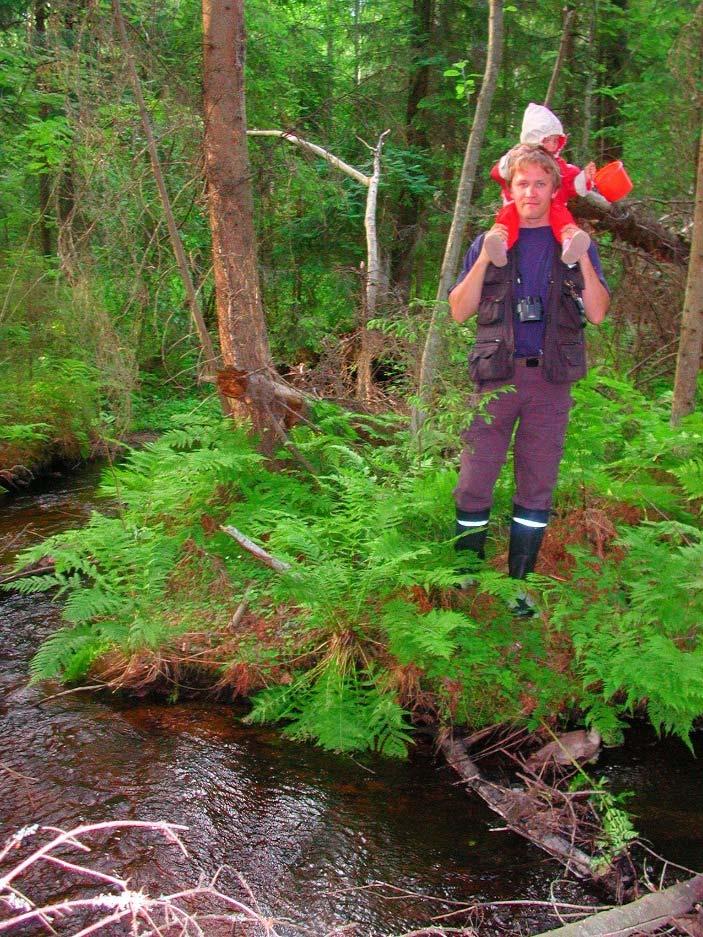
[557,341,586,381]
[469,338,512,383]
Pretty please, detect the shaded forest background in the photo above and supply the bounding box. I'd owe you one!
[1,0,701,465]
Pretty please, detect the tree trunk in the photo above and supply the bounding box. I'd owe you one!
[411,0,504,436]
[112,0,221,391]
[544,5,575,111]
[390,0,432,302]
[34,0,52,258]
[597,0,627,164]
[534,874,703,936]
[578,1,596,166]
[202,0,281,438]
[356,130,390,403]
[671,121,703,425]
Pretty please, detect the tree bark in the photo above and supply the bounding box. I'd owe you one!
[671,121,703,424]
[202,0,281,438]
[596,0,627,164]
[570,195,691,266]
[411,0,504,436]
[544,6,576,111]
[112,0,221,389]
[578,1,597,166]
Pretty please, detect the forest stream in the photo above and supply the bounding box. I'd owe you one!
[1,467,702,936]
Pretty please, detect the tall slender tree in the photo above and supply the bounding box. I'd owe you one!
[411,0,504,435]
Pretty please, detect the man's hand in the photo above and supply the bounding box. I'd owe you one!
[584,161,597,185]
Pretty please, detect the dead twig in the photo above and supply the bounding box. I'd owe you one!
[219,525,292,573]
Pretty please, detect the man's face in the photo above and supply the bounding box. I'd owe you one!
[509,163,556,226]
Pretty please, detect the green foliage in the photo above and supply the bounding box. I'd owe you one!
[558,370,703,518]
[549,522,703,745]
[247,655,412,757]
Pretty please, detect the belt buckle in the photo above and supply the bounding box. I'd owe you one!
[526,356,540,368]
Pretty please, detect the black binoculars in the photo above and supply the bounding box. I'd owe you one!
[515,296,543,323]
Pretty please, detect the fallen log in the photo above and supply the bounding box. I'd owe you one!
[533,873,703,936]
[441,737,598,882]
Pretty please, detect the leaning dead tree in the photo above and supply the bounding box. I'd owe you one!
[544,6,576,111]
[247,128,390,404]
[571,196,691,266]
[411,0,504,435]
[534,873,703,936]
[441,737,625,897]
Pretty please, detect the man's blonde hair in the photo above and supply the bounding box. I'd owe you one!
[504,144,561,190]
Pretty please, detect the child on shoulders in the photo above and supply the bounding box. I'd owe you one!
[484,102,596,267]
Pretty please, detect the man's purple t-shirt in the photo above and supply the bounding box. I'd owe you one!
[452,227,608,358]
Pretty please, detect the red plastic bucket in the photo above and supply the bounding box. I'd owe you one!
[595,161,633,202]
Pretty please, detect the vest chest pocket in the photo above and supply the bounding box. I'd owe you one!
[477,283,508,326]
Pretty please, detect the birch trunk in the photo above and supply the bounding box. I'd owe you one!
[356,130,390,403]
[671,121,703,424]
[411,0,504,436]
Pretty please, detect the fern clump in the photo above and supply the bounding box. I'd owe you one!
[8,387,703,757]
[549,522,703,745]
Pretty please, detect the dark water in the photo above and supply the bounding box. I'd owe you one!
[1,468,701,936]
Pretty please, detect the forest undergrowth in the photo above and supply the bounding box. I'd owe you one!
[5,369,703,758]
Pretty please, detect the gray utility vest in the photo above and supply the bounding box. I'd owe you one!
[469,243,587,385]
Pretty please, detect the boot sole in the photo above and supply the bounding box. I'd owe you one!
[561,230,590,265]
[484,234,508,267]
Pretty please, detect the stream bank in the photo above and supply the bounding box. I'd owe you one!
[2,465,702,936]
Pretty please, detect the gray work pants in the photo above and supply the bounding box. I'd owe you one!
[454,364,573,513]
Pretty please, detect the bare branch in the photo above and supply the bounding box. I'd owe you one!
[248,130,371,186]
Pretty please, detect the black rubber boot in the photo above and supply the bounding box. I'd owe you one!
[455,508,490,557]
[508,505,549,616]
[455,509,490,586]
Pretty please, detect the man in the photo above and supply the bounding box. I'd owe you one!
[449,145,609,612]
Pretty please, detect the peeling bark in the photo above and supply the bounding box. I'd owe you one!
[202,0,280,441]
